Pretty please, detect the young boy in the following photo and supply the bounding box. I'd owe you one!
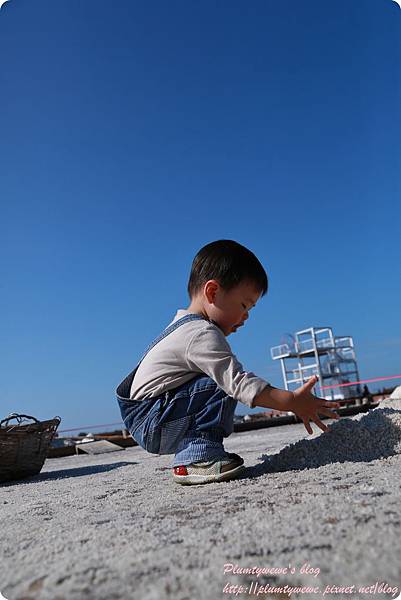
[116,240,340,485]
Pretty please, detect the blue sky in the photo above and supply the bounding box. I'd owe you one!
[1,0,400,433]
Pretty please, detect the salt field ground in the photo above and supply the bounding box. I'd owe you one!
[1,399,401,600]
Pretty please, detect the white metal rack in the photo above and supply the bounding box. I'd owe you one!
[270,327,361,402]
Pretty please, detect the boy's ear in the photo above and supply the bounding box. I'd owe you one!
[204,279,220,304]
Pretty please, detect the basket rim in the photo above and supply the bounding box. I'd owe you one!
[0,416,61,434]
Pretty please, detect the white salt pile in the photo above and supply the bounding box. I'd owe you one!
[385,385,401,408]
[260,405,401,473]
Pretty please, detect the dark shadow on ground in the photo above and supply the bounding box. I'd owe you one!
[0,461,138,486]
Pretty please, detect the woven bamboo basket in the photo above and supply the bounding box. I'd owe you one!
[0,413,61,483]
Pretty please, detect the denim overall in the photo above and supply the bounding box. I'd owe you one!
[116,314,238,467]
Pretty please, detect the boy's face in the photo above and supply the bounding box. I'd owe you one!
[203,279,262,336]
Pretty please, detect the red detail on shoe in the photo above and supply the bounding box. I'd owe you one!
[174,466,188,476]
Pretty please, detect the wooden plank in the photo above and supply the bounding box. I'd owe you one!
[47,437,137,459]
[75,440,124,455]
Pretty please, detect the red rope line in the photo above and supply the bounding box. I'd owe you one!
[58,421,124,434]
[321,374,401,389]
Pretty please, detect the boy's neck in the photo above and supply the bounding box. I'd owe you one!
[185,299,211,323]
[184,303,223,333]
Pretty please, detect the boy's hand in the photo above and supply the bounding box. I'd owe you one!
[290,375,341,435]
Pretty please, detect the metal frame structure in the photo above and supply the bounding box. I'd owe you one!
[270,327,361,403]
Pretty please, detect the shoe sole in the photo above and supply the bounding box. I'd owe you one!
[172,463,245,485]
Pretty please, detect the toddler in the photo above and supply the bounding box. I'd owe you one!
[116,240,340,485]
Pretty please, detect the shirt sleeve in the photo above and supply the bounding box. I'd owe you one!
[185,324,270,408]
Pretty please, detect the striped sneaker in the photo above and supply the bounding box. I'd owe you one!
[172,453,245,485]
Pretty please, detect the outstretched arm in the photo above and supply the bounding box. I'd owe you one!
[253,375,340,434]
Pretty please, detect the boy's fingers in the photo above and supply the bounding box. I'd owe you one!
[319,400,341,408]
[314,417,328,432]
[303,375,318,391]
[302,417,313,435]
[317,407,340,419]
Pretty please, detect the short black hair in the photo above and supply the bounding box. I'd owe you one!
[187,240,268,299]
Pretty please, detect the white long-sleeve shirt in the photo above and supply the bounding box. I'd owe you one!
[129,309,269,408]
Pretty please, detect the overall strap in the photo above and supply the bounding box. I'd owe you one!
[116,313,208,400]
